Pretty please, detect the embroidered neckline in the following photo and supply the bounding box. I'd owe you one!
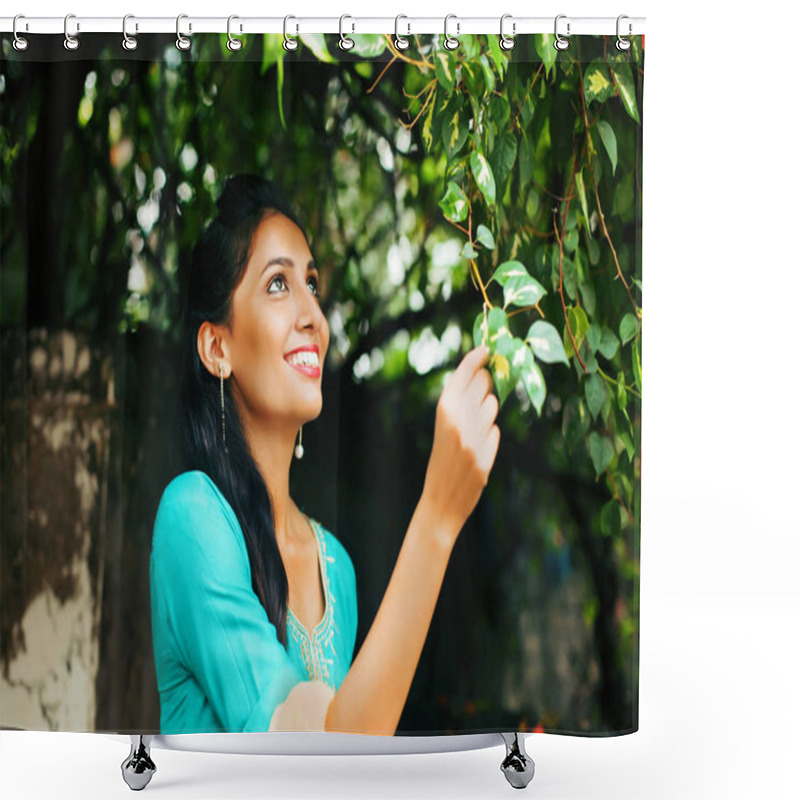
[287,516,330,638]
[286,516,339,687]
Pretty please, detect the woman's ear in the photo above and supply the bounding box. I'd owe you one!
[197,321,230,379]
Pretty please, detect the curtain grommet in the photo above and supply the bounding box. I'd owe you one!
[616,15,632,51]
[226,15,243,52]
[122,14,138,51]
[339,15,355,51]
[394,15,410,51]
[176,14,191,51]
[499,14,515,51]
[443,14,459,51]
[554,14,570,51]
[13,15,29,51]
[63,13,80,51]
[283,15,299,51]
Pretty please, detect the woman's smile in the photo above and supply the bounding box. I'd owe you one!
[285,345,321,378]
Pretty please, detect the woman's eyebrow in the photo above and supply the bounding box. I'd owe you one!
[260,257,317,277]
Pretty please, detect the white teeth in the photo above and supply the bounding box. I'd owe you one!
[287,351,319,368]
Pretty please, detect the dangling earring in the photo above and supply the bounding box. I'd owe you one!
[294,426,304,459]
[218,361,226,448]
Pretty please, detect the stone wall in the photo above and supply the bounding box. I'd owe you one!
[1,328,114,731]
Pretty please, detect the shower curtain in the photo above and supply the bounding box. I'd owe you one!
[0,24,643,738]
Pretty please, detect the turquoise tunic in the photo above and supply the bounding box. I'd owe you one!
[149,470,358,733]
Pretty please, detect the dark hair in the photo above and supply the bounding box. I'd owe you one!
[175,174,307,648]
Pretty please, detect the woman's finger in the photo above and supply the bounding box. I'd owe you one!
[478,391,499,431]
[479,424,501,477]
[447,346,489,398]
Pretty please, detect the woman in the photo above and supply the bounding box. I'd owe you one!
[150,174,501,735]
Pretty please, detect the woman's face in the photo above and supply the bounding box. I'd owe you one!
[224,211,329,427]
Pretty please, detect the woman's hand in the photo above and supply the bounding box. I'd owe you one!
[421,345,501,546]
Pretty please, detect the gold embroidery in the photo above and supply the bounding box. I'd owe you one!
[287,518,338,689]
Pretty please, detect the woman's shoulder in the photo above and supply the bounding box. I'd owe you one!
[159,469,227,509]
[153,470,239,552]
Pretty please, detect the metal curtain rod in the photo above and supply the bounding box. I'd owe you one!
[0,15,646,36]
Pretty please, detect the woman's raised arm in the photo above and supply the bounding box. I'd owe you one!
[325,346,501,735]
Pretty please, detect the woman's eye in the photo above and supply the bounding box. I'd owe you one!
[268,275,287,293]
[268,274,320,296]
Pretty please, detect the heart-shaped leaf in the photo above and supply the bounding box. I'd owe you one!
[526,320,569,365]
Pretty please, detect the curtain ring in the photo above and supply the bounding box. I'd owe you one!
[443,14,459,51]
[176,14,191,51]
[339,15,354,50]
[122,14,138,51]
[394,15,410,51]
[12,15,29,51]
[616,15,632,51]
[499,14,515,51]
[227,15,243,51]
[554,14,570,51]
[64,13,80,51]
[283,15,298,51]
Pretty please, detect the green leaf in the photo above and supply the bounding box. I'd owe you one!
[421,91,437,154]
[300,33,335,63]
[588,324,620,360]
[439,181,469,223]
[526,320,569,366]
[491,335,528,408]
[443,104,468,160]
[490,132,518,190]
[563,306,590,358]
[479,55,496,98]
[564,229,579,255]
[600,500,622,537]
[486,35,507,79]
[520,345,547,416]
[489,95,511,131]
[596,120,617,176]
[583,61,616,105]
[588,433,615,478]
[562,396,590,450]
[461,62,479,102]
[473,310,489,348]
[462,241,479,259]
[521,94,535,128]
[519,129,534,189]
[619,312,641,345]
[610,63,640,124]
[460,35,480,61]
[587,237,600,266]
[475,225,495,250]
[494,261,547,309]
[579,280,597,317]
[575,170,590,236]
[261,33,284,75]
[349,34,386,58]
[585,373,606,420]
[261,36,288,130]
[470,150,496,207]
[534,34,558,78]
[619,431,635,462]
[632,338,642,393]
[493,261,529,285]
[487,306,512,345]
[617,376,628,414]
[435,51,456,94]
